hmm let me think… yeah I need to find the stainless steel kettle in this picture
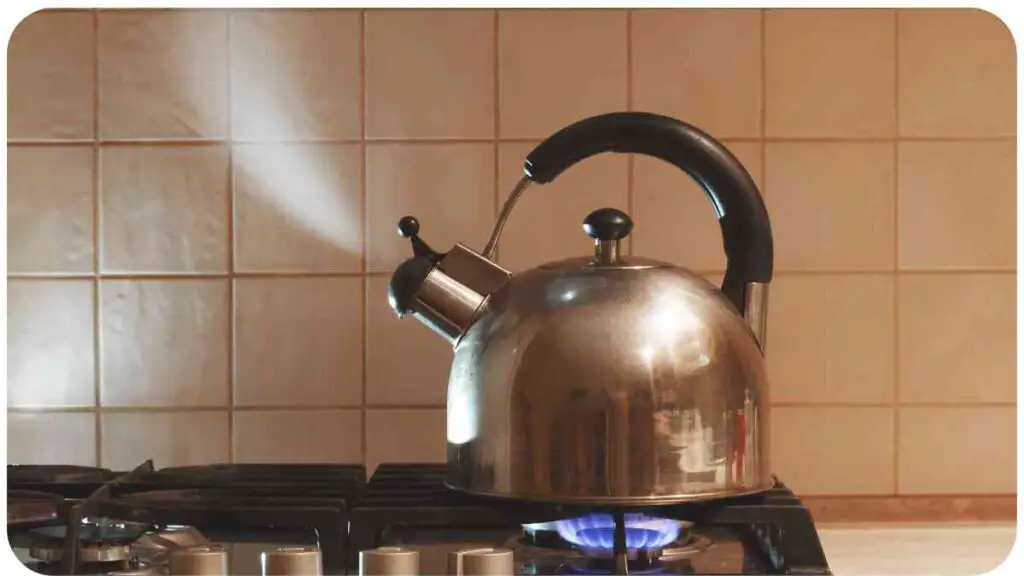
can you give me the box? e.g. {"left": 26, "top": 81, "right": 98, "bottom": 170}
{"left": 388, "top": 112, "right": 774, "bottom": 505}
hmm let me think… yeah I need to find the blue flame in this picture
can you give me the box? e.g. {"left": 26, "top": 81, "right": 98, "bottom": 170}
{"left": 554, "top": 514, "right": 681, "bottom": 551}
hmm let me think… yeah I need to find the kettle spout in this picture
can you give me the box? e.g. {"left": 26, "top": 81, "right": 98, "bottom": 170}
{"left": 388, "top": 216, "right": 511, "bottom": 345}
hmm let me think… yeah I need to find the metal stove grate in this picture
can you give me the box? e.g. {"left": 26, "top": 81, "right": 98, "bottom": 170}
{"left": 7, "top": 461, "right": 366, "bottom": 575}
{"left": 350, "top": 463, "right": 832, "bottom": 575}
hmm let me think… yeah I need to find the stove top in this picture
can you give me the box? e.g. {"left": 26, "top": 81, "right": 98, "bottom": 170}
{"left": 7, "top": 462, "right": 831, "bottom": 575}
{"left": 352, "top": 464, "right": 831, "bottom": 575}
{"left": 7, "top": 461, "right": 361, "bottom": 575}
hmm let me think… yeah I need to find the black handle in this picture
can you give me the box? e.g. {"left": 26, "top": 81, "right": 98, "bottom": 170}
{"left": 524, "top": 111, "right": 773, "bottom": 311}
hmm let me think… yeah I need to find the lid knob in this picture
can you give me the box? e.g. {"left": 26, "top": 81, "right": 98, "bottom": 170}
{"left": 583, "top": 208, "right": 633, "bottom": 241}
{"left": 583, "top": 208, "right": 632, "bottom": 265}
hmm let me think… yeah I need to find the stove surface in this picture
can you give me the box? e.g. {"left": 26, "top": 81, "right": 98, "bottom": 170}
{"left": 7, "top": 461, "right": 831, "bottom": 575}
{"left": 379, "top": 525, "right": 769, "bottom": 575}
{"left": 7, "top": 461, "right": 361, "bottom": 575}
{"left": 352, "top": 464, "right": 831, "bottom": 575}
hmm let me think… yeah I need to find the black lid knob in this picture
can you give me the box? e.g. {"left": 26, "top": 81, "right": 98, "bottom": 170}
{"left": 583, "top": 208, "right": 633, "bottom": 241}
{"left": 396, "top": 215, "right": 440, "bottom": 263}
{"left": 398, "top": 216, "right": 420, "bottom": 238}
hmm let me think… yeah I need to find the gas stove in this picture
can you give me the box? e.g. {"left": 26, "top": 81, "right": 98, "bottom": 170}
{"left": 7, "top": 462, "right": 831, "bottom": 575}
{"left": 7, "top": 461, "right": 358, "bottom": 575}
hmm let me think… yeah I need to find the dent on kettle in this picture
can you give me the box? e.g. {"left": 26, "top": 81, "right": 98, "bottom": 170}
{"left": 386, "top": 111, "right": 775, "bottom": 505}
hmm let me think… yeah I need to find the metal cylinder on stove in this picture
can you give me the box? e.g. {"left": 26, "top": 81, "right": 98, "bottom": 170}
{"left": 448, "top": 548, "right": 514, "bottom": 576}
{"left": 261, "top": 546, "right": 322, "bottom": 576}
{"left": 359, "top": 546, "right": 419, "bottom": 576}
{"left": 169, "top": 544, "right": 229, "bottom": 576}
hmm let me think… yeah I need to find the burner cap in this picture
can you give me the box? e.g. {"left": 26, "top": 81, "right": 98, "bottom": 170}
{"left": 7, "top": 490, "right": 63, "bottom": 525}
{"left": 28, "top": 520, "right": 150, "bottom": 563}
{"left": 8, "top": 465, "right": 114, "bottom": 484}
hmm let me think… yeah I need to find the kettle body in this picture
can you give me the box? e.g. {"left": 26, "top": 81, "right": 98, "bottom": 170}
{"left": 388, "top": 112, "right": 775, "bottom": 504}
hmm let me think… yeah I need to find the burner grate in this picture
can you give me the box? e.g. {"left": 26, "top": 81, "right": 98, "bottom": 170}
{"left": 350, "top": 464, "right": 832, "bottom": 575}
{"left": 8, "top": 465, "right": 115, "bottom": 485}
{"left": 7, "top": 461, "right": 366, "bottom": 576}
{"left": 7, "top": 490, "right": 66, "bottom": 526}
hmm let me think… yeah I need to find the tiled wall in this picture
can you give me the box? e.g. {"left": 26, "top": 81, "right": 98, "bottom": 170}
{"left": 6, "top": 8, "right": 1016, "bottom": 498}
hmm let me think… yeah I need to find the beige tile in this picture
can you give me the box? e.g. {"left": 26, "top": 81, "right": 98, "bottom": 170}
{"left": 899, "top": 407, "right": 1015, "bottom": 494}
{"left": 233, "top": 410, "right": 363, "bottom": 463}
{"left": 7, "top": 146, "right": 94, "bottom": 273}
{"left": 898, "top": 9, "right": 1015, "bottom": 137}
{"left": 366, "top": 276, "right": 452, "bottom": 406}
{"left": 7, "top": 280, "right": 95, "bottom": 408}
{"left": 98, "top": 10, "right": 228, "bottom": 139}
{"left": 766, "top": 142, "right": 895, "bottom": 271}
{"left": 100, "top": 280, "right": 229, "bottom": 407}
{"left": 632, "top": 142, "right": 761, "bottom": 272}
{"left": 632, "top": 9, "right": 762, "bottom": 138}
{"left": 765, "top": 9, "right": 896, "bottom": 137}
{"left": 771, "top": 407, "right": 895, "bottom": 495}
{"left": 8, "top": 413, "right": 97, "bottom": 465}
{"left": 898, "top": 141, "right": 1016, "bottom": 270}
{"left": 234, "top": 278, "right": 362, "bottom": 407}
{"left": 497, "top": 142, "right": 627, "bottom": 271}
{"left": 767, "top": 275, "right": 895, "bottom": 404}
{"left": 234, "top": 144, "right": 362, "bottom": 272}
{"left": 101, "top": 411, "right": 229, "bottom": 469}
{"left": 499, "top": 10, "right": 626, "bottom": 139}
{"left": 101, "top": 145, "right": 230, "bottom": 273}
{"left": 365, "top": 10, "right": 494, "bottom": 139}
{"left": 230, "top": 10, "right": 361, "bottom": 141}
{"left": 365, "top": 409, "right": 446, "bottom": 472}
{"left": 898, "top": 274, "right": 1015, "bottom": 404}
{"left": 366, "top": 143, "right": 495, "bottom": 272}
{"left": 8, "top": 10, "right": 94, "bottom": 140}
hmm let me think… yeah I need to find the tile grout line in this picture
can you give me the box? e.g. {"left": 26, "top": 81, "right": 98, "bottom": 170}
{"left": 8, "top": 268, "right": 1016, "bottom": 282}
{"left": 9, "top": 404, "right": 462, "bottom": 414}
{"left": 12, "top": 401, "right": 1018, "bottom": 415}
{"left": 359, "top": 8, "right": 369, "bottom": 468}
{"left": 9, "top": 135, "right": 1018, "bottom": 146}
{"left": 892, "top": 8, "right": 901, "bottom": 496}
{"left": 91, "top": 8, "right": 102, "bottom": 468}
{"left": 625, "top": 10, "right": 634, "bottom": 257}
{"left": 493, "top": 9, "right": 501, "bottom": 261}
{"left": 225, "top": 9, "right": 235, "bottom": 464}
{"left": 760, "top": 7, "right": 767, "bottom": 199}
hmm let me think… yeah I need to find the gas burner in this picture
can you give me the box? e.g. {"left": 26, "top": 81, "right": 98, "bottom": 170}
{"left": 7, "top": 490, "right": 63, "bottom": 525}
{"left": 554, "top": 514, "right": 687, "bottom": 556}
{"left": 515, "top": 516, "right": 711, "bottom": 575}
{"left": 132, "top": 525, "right": 210, "bottom": 566}
{"left": 8, "top": 464, "right": 114, "bottom": 484}
{"left": 27, "top": 519, "right": 151, "bottom": 563}
{"left": 562, "top": 557, "right": 668, "bottom": 575}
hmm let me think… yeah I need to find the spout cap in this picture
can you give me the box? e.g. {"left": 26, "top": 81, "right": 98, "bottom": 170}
{"left": 388, "top": 256, "right": 434, "bottom": 317}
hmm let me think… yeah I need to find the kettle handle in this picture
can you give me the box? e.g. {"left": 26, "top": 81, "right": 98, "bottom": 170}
{"left": 523, "top": 111, "right": 773, "bottom": 313}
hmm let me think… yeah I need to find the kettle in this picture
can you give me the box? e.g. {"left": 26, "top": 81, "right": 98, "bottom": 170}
{"left": 388, "top": 112, "right": 774, "bottom": 505}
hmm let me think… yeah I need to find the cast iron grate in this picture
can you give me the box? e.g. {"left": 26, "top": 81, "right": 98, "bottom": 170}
{"left": 7, "top": 461, "right": 366, "bottom": 576}
{"left": 350, "top": 463, "right": 832, "bottom": 575}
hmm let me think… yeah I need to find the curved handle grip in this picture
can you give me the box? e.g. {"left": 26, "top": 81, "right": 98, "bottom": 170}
{"left": 524, "top": 111, "right": 773, "bottom": 311}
